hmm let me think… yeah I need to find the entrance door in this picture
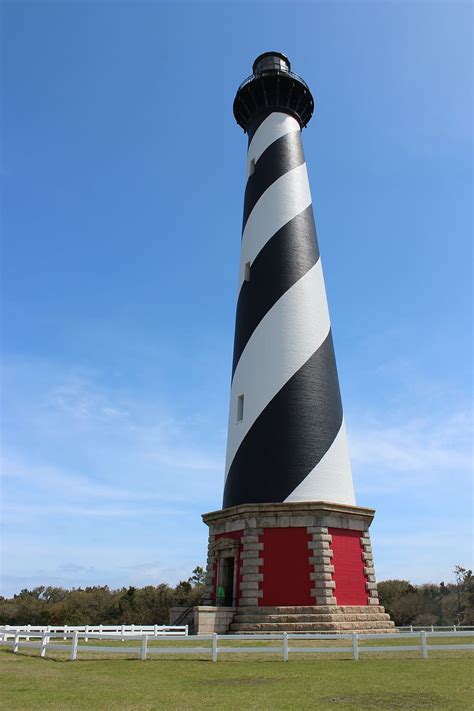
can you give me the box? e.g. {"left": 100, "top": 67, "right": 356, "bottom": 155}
{"left": 220, "top": 557, "right": 235, "bottom": 606}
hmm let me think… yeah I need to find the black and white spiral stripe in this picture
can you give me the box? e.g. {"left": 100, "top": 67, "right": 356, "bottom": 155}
{"left": 223, "top": 112, "right": 355, "bottom": 509}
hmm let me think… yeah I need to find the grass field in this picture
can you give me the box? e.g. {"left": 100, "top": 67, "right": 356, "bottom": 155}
{"left": 1, "top": 646, "right": 473, "bottom": 710}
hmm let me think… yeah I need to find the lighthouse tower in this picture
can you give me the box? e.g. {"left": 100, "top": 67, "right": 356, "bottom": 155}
{"left": 198, "top": 54, "right": 394, "bottom": 634}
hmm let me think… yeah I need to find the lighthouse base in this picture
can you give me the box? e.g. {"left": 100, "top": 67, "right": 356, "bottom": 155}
{"left": 200, "top": 501, "right": 394, "bottom": 634}
{"left": 227, "top": 605, "right": 394, "bottom": 634}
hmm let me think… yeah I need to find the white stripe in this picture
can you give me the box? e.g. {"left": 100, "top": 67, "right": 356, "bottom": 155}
{"left": 225, "top": 259, "right": 331, "bottom": 478}
{"left": 284, "top": 420, "right": 356, "bottom": 505}
{"left": 239, "top": 163, "right": 311, "bottom": 289}
{"left": 247, "top": 113, "right": 300, "bottom": 174}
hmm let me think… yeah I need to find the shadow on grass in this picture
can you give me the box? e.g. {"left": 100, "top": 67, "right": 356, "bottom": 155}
{"left": 321, "top": 692, "right": 442, "bottom": 709}
{"left": 10, "top": 651, "right": 212, "bottom": 665}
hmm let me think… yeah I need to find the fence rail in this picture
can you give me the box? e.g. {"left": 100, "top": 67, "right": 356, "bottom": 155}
{"left": 2, "top": 623, "right": 471, "bottom": 639}
{"left": 1, "top": 630, "right": 472, "bottom": 662}
{"left": 0, "top": 624, "right": 188, "bottom": 642}
{"left": 396, "top": 625, "right": 473, "bottom": 632}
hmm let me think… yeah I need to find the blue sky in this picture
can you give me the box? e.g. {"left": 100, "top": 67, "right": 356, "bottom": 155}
{"left": 1, "top": 1, "right": 472, "bottom": 596}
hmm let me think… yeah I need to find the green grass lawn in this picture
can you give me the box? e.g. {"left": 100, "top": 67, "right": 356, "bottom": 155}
{"left": 1, "top": 646, "right": 473, "bottom": 710}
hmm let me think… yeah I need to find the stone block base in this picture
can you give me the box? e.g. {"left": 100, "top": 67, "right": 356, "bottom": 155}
{"left": 193, "top": 606, "right": 236, "bottom": 635}
{"left": 229, "top": 605, "right": 395, "bottom": 634}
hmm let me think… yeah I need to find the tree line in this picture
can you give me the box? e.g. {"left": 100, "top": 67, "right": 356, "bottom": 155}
{"left": 378, "top": 566, "right": 473, "bottom": 627}
{"left": 0, "top": 566, "right": 472, "bottom": 627}
{"left": 0, "top": 567, "right": 206, "bottom": 626}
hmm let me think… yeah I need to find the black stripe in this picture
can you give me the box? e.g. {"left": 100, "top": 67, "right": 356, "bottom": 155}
{"left": 246, "top": 111, "right": 275, "bottom": 144}
{"left": 223, "top": 331, "right": 343, "bottom": 509}
{"left": 242, "top": 130, "right": 304, "bottom": 229}
{"left": 232, "top": 205, "right": 319, "bottom": 377}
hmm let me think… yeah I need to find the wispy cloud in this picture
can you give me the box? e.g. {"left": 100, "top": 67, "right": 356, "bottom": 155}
{"left": 3, "top": 501, "right": 182, "bottom": 520}
{"left": 1, "top": 453, "right": 217, "bottom": 505}
{"left": 0, "top": 356, "right": 225, "bottom": 595}
{"left": 349, "top": 410, "right": 473, "bottom": 493}
{"left": 1, "top": 357, "right": 225, "bottom": 511}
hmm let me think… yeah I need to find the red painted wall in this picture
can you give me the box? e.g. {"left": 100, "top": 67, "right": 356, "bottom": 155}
{"left": 329, "top": 528, "right": 368, "bottom": 605}
{"left": 259, "top": 527, "right": 313, "bottom": 606}
{"left": 212, "top": 530, "right": 244, "bottom": 604}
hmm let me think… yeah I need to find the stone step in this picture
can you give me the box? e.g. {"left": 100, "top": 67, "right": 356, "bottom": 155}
{"left": 230, "top": 620, "right": 395, "bottom": 632}
{"left": 238, "top": 606, "right": 386, "bottom": 615}
{"left": 233, "top": 613, "right": 391, "bottom": 624}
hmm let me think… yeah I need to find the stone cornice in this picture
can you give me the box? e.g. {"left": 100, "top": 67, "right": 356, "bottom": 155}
{"left": 202, "top": 501, "right": 375, "bottom": 525}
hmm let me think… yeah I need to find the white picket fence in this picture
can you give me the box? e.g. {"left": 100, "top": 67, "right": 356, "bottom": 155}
{"left": 396, "top": 625, "right": 473, "bottom": 632}
{"left": 1, "top": 630, "right": 472, "bottom": 662}
{"left": 0, "top": 624, "right": 188, "bottom": 642}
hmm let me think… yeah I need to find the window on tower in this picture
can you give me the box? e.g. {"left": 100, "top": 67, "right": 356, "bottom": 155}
{"left": 244, "top": 261, "right": 251, "bottom": 282}
{"left": 248, "top": 158, "right": 256, "bottom": 176}
{"left": 237, "top": 394, "right": 244, "bottom": 422}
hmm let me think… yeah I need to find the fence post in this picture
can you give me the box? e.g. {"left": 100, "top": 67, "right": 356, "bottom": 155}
{"left": 420, "top": 630, "right": 428, "bottom": 659}
{"left": 141, "top": 634, "right": 148, "bottom": 661}
{"left": 410, "top": 625, "right": 413, "bottom": 633}
{"left": 26, "top": 624, "right": 31, "bottom": 642}
{"left": 154, "top": 624, "right": 158, "bottom": 637}
{"left": 63, "top": 625, "right": 68, "bottom": 641}
{"left": 99, "top": 624, "right": 103, "bottom": 639}
{"left": 185, "top": 624, "right": 189, "bottom": 637}
{"left": 453, "top": 625, "right": 457, "bottom": 632}
{"left": 212, "top": 633, "right": 218, "bottom": 662}
{"left": 13, "top": 632, "right": 20, "bottom": 654}
{"left": 282, "top": 632, "right": 289, "bottom": 662}
{"left": 121, "top": 624, "right": 125, "bottom": 641}
{"left": 352, "top": 633, "right": 359, "bottom": 661}
{"left": 85, "top": 625, "right": 89, "bottom": 642}
{"left": 40, "top": 631, "right": 49, "bottom": 658}
{"left": 70, "top": 630, "right": 79, "bottom": 661}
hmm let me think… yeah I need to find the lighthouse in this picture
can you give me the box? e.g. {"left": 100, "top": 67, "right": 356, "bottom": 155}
{"left": 197, "top": 53, "right": 394, "bottom": 634}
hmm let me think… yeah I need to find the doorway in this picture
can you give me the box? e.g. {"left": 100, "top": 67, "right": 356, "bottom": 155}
{"left": 219, "top": 557, "right": 235, "bottom": 606}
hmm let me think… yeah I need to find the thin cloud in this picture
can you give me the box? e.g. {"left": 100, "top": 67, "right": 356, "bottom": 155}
{"left": 350, "top": 413, "right": 472, "bottom": 472}
{"left": 1, "top": 357, "right": 225, "bottom": 512}
{"left": 1, "top": 453, "right": 213, "bottom": 505}
{"left": 347, "top": 404, "right": 472, "bottom": 494}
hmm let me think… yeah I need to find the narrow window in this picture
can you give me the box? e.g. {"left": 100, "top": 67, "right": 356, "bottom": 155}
{"left": 237, "top": 394, "right": 244, "bottom": 422}
{"left": 248, "top": 158, "right": 256, "bottom": 176}
{"left": 244, "top": 261, "right": 251, "bottom": 282}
